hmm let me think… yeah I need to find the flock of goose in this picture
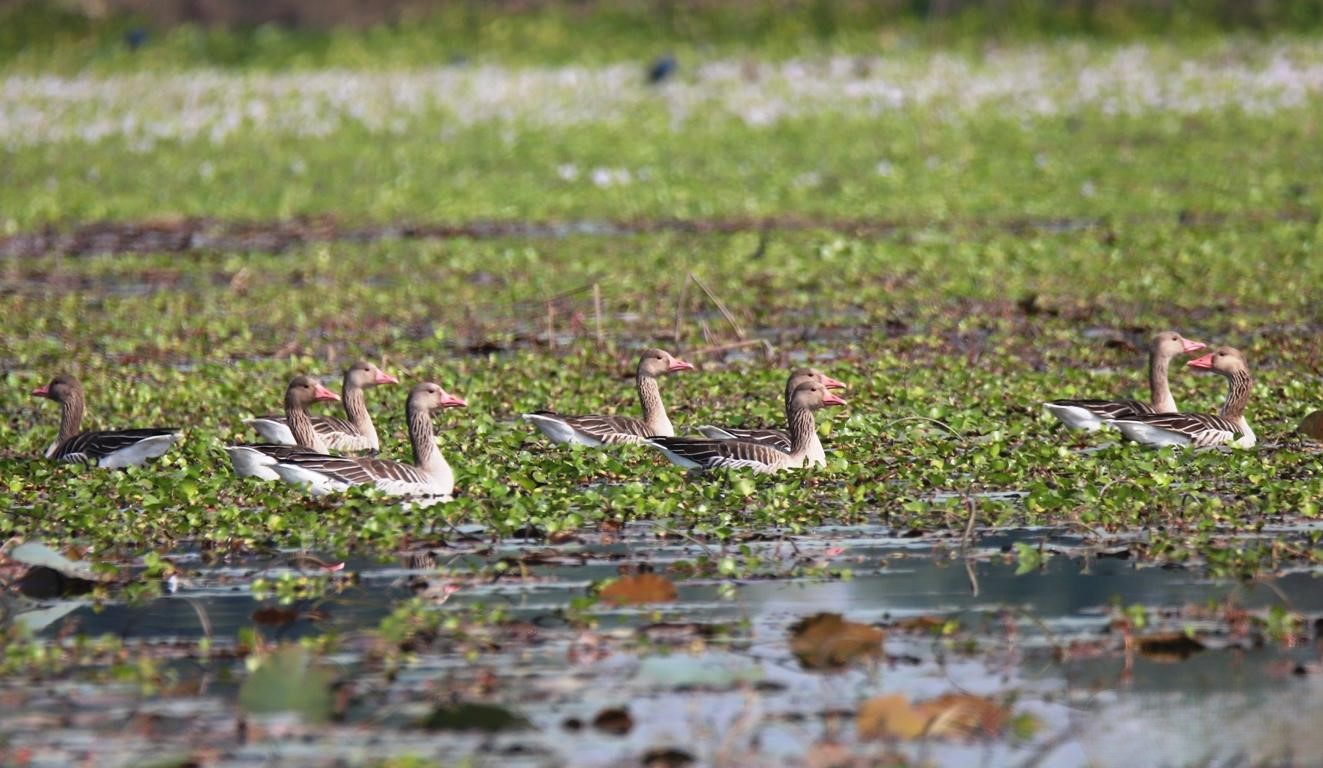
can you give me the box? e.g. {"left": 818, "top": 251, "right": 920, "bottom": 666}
{"left": 28, "top": 330, "right": 1256, "bottom": 503}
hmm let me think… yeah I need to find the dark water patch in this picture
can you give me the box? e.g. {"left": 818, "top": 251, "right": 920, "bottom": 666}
{"left": 3, "top": 208, "right": 1319, "bottom": 258}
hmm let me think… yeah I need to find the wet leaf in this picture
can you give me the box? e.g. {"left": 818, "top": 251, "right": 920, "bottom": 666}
{"left": 237, "top": 645, "right": 334, "bottom": 723}
{"left": 419, "top": 702, "right": 530, "bottom": 732}
{"left": 642, "top": 748, "right": 696, "bottom": 767}
{"left": 251, "top": 606, "right": 300, "bottom": 627}
{"left": 599, "top": 573, "right": 677, "bottom": 606}
{"left": 14, "top": 566, "right": 97, "bottom": 599}
{"left": 1298, "top": 411, "right": 1323, "bottom": 440}
{"left": 9, "top": 541, "right": 100, "bottom": 580}
{"left": 789, "top": 613, "right": 884, "bottom": 669}
{"left": 856, "top": 694, "right": 930, "bottom": 740}
{"left": 920, "top": 693, "right": 1010, "bottom": 740}
{"left": 858, "top": 693, "right": 1011, "bottom": 741}
{"left": 592, "top": 706, "right": 633, "bottom": 735}
{"left": 1136, "top": 631, "right": 1206, "bottom": 662}
{"left": 887, "top": 615, "right": 952, "bottom": 634}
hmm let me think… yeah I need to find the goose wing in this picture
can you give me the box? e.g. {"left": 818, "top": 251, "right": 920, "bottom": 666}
{"left": 530, "top": 410, "right": 653, "bottom": 444}
{"left": 697, "top": 426, "right": 791, "bottom": 452}
{"left": 53, "top": 428, "right": 179, "bottom": 464}
{"left": 648, "top": 437, "right": 787, "bottom": 472}
{"left": 1047, "top": 398, "right": 1153, "bottom": 420}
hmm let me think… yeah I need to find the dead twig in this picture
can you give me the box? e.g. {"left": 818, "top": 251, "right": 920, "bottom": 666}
{"left": 672, "top": 273, "right": 690, "bottom": 344}
{"left": 689, "top": 271, "right": 745, "bottom": 340}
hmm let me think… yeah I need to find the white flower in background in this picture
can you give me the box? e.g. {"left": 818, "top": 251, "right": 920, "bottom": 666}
{"left": 2, "top": 41, "right": 1323, "bottom": 146}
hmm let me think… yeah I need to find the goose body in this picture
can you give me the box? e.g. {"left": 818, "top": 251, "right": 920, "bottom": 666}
{"left": 271, "top": 382, "right": 466, "bottom": 499}
{"left": 245, "top": 362, "right": 397, "bottom": 453}
{"left": 225, "top": 375, "right": 342, "bottom": 480}
{"left": 650, "top": 381, "right": 846, "bottom": 473}
{"left": 32, "top": 375, "right": 181, "bottom": 468}
{"left": 1109, "top": 347, "right": 1256, "bottom": 449}
{"left": 1044, "top": 332, "right": 1205, "bottom": 431}
{"left": 696, "top": 367, "right": 845, "bottom": 466}
{"left": 524, "top": 348, "right": 694, "bottom": 446}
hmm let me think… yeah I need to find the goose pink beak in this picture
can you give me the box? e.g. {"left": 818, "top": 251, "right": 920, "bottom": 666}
{"left": 820, "top": 374, "right": 847, "bottom": 390}
{"left": 31, "top": 384, "right": 49, "bottom": 397}
{"left": 1180, "top": 337, "right": 1207, "bottom": 354}
{"left": 313, "top": 384, "right": 341, "bottom": 402}
{"left": 822, "top": 392, "right": 847, "bottom": 407}
{"left": 441, "top": 392, "right": 468, "bottom": 408}
{"left": 374, "top": 368, "right": 400, "bottom": 385}
{"left": 1187, "top": 353, "right": 1215, "bottom": 371}
{"left": 667, "top": 358, "right": 696, "bottom": 373}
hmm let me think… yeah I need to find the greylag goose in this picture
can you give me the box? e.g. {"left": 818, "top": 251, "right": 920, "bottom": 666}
{"left": 647, "top": 381, "right": 846, "bottom": 473}
{"left": 1044, "top": 331, "right": 1205, "bottom": 430}
{"left": 224, "top": 375, "right": 341, "bottom": 479}
{"left": 697, "top": 367, "right": 845, "bottom": 466}
{"left": 522, "top": 348, "right": 695, "bottom": 445}
{"left": 268, "top": 382, "right": 467, "bottom": 499}
{"left": 31, "top": 374, "right": 181, "bottom": 468}
{"left": 1109, "top": 347, "right": 1256, "bottom": 448}
{"left": 245, "top": 361, "right": 397, "bottom": 453}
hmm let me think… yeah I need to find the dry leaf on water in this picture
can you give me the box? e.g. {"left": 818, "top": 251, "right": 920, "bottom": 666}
{"left": 789, "top": 613, "right": 885, "bottom": 669}
{"left": 599, "top": 573, "right": 677, "bottom": 606}
{"left": 592, "top": 706, "right": 633, "bottom": 735}
{"left": 1297, "top": 411, "right": 1323, "bottom": 440}
{"left": 1136, "top": 631, "right": 1206, "bottom": 662}
{"left": 857, "top": 692, "right": 1010, "bottom": 741}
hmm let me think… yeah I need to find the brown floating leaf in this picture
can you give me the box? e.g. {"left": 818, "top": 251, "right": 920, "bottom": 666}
{"left": 642, "top": 748, "right": 695, "bottom": 768}
{"left": 1136, "top": 631, "right": 1206, "bottom": 662}
{"left": 251, "top": 607, "right": 300, "bottom": 627}
{"left": 887, "top": 615, "right": 948, "bottom": 634}
{"left": 1298, "top": 411, "right": 1323, "bottom": 440}
{"left": 919, "top": 693, "right": 1010, "bottom": 740}
{"left": 857, "top": 692, "right": 1010, "bottom": 742}
{"left": 591, "top": 706, "right": 633, "bottom": 735}
{"left": 599, "top": 574, "right": 677, "bottom": 606}
{"left": 789, "top": 613, "right": 885, "bottom": 670}
{"left": 856, "top": 694, "right": 930, "bottom": 740}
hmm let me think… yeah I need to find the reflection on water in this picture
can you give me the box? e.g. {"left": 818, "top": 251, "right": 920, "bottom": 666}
{"left": 4, "top": 527, "right": 1320, "bottom": 767}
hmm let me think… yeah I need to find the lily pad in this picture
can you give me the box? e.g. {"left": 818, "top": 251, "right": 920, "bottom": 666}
{"left": 237, "top": 645, "right": 335, "bottom": 724}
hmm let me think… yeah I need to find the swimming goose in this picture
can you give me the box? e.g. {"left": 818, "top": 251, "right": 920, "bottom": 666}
{"left": 268, "top": 382, "right": 467, "bottom": 499}
{"left": 1109, "top": 347, "right": 1256, "bottom": 448}
{"left": 648, "top": 381, "right": 846, "bottom": 473}
{"left": 224, "top": 375, "right": 341, "bottom": 479}
{"left": 1044, "top": 331, "right": 1205, "bottom": 430}
{"left": 245, "top": 361, "right": 398, "bottom": 453}
{"left": 697, "top": 367, "right": 845, "bottom": 466}
{"left": 523, "top": 348, "right": 695, "bottom": 445}
{"left": 31, "top": 374, "right": 181, "bottom": 468}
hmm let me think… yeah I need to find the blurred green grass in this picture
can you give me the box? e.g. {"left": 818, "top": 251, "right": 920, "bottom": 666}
{"left": 4, "top": 0, "right": 1323, "bottom": 73}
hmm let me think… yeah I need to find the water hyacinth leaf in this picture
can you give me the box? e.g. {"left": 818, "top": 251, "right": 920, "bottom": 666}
{"left": 599, "top": 573, "right": 677, "bottom": 606}
{"left": 788, "top": 612, "right": 884, "bottom": 670}
{"left": 419, "top": 702, "right": 530, "bottom": 732}
{"left": 237, "top": 645, "right": 334, "bottom": 723}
